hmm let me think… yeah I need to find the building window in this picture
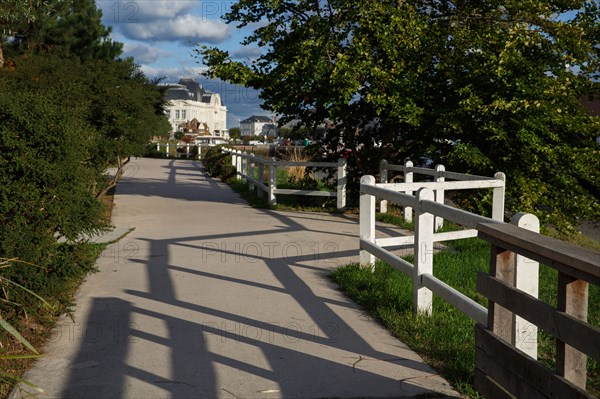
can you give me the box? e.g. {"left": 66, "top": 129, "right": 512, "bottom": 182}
{"left": 175, "top": 110, "right": 180, "bottom": 119}
{"left": 182, "top": 110, "right": 186, "bottom": 119}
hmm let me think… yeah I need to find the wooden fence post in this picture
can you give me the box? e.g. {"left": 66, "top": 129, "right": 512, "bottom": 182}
{"left": 492, "top": 172, "right": 506, "bottom": 221}
{"left": 487, "top": 241, "right": 516, "bottom": 344}
{"left": 380, "top": 159, "right": 388, "bottom": 213}
{"left": 511, "top": 212, "right": 540, "bottom": 359}
{"left": 414, "top": 187, "right": 434, "bottom": 314}
{"left": 359, "top": 175, "right": 376, "bottom": 268}
{"left": 404, "top": 160, "right": 414, "bottom": 223}
{"left": 557, "top": 274, "right": 589, "bottom": 388}
{"left": 268, "top": 157, "right": 276, "bottom": 205}
{"left": 434, "top": 164, "right": 445, "bottom": 231}
{"left": 337, "top": 158, "right": 347, "bottom": 210}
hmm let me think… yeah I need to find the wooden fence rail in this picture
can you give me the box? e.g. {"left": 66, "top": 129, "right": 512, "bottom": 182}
{"left": 222, "top": 148, "right": 347, "bottom": 210}
{"left": 476, "top": 222, "right": 600, "bottom": 398}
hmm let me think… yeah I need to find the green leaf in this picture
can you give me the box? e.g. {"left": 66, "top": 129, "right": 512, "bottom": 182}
{"left": 0, "top": 318, "right": 39, "bottom": 354}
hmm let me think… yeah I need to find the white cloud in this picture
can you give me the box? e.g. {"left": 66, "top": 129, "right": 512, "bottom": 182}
{"left": 232, "top": 46, "right": 262, "bottom": 60}
{"left": 122, "top": 42, "right": 172, "bottom": 64}
{"left": 97, "top": 0, "right": 198, "bottom": 23}
{"left": 120, "top": 14, "right": 231, "bottom": 44}
{"left": 140, "top": 66, "right": 208, "bottom": 82}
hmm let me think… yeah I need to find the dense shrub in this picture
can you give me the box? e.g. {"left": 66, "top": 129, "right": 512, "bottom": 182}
{"left": 203, "top": 146, "right": 234, "bottom": 179}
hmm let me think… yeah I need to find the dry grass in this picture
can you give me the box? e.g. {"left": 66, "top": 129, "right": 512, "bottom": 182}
{"left": 281, "top": 147, "right": 312, "bottom": 182}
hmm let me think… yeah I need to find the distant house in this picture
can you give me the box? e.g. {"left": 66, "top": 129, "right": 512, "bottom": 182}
{"left": 162, "top": 78, "right": 228, "bottom": 137}
{"left": 240, "top": 115, "right": 276, "bottom": 136}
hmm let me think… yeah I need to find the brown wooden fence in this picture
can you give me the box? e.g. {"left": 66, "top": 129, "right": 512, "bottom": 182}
{"left": 475, "top": 222, "right": 600, "bottom": 399}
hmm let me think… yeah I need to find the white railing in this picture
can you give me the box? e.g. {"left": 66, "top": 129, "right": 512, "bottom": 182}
{"left": 379, "top": 159, "right": 506, "bottom": 230}
{"left": 222, "top": 148, "right": 347, "bottom": 210}
{"left": 155, "top": 142, "right": 202, "bottom": 159}
{"left": 359, "top": 173, "right": 541, "bottom": 358}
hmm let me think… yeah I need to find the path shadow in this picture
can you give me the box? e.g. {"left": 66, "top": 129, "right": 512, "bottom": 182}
{"left": 60, "top": 158, "right": 456, "bottom": 398}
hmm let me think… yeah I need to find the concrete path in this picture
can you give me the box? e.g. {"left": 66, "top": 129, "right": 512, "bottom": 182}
{"left": 14, "top": 158, "right": 460, "bottom": 399}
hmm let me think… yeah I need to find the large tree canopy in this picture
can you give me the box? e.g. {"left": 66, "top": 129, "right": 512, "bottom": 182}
{"left": 198, "top": 0, "right": 600, "bottom": 231}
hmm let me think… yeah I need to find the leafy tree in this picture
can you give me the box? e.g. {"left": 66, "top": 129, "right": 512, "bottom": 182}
{"left": 229, "top": 127, "right": 241, "bottom": 140}
{"left": 197, "top": 0, "right": 600, "bottom": 232}
{"left": 3, "top": 0, "right": 122, "bottom": 62}
{"left": 0, "top": 0, "right": 51, "bottom": 67}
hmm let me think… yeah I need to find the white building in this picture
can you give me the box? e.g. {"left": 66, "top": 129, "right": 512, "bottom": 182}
{"left": 162, "top": 78, "right": 227, "bottom": 136}
{"left": 240, "top": 115, "right": 276, "bottom": 136}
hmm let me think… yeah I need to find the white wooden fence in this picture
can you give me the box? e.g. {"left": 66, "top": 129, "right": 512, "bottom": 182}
{"left": 155, "top": 142, "right": 202, "bottom": 159}
{"left": 222, "top": 148, "right": 347, "bottom": 210}
{"left": 359, "top": 171, "right": 543, "bottom": 358}
{"left": 379, "top": 159, "right": 506, "bottom": 230}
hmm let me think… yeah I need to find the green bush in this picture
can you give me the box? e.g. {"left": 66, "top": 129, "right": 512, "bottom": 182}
{"left": 203, "top": 146, "right": 234, "bottom": 179}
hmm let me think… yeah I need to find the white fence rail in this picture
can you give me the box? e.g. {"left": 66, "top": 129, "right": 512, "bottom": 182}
{"left": 379, "top": 159, "right": 505, "bottom": 230}
{"left": 155, "top": 142, "right": 202, "bottom": 159}
{"left": 222, "top": 148, "right": 347, "bottom": 210}
{"left": 360, "top": 173, "right": 541, "bottom": 358}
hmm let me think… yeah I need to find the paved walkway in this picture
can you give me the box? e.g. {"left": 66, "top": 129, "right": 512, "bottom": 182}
{"left": 14, "top": 158, "right": 459, "bottom": 399}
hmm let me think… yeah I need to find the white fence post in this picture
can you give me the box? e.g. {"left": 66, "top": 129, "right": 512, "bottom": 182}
{"left": 236, "top": 150, "right": 242, "bottom": 180}
{"left": 166, "top": 143, "right": 170, "bottom": 157}
{"left": 511, "top": 212, "right": 540, "bottom": 359}
{"left": 434, "top": 164, "right": 445, "bottom": 231}
{"left": 360, "top": 175, "right": 376, "bottom": 268}
{"left": 268, "top": 157, "right": 276, "bottom": 205}
{"left": 404, "top": 160, "right": 414, "bottom": 223}
{"left": 241, "top": 151, "right": 248, "bottom": 183}
{"left": 414, "top": 187, "right": 435, "bottom": 315}
{"left": 380, "top": 159, "right": 388, "bottom": 213}
{"left": 492, "top": 172, "right": 506, "bottom": 221}
{"left": 337, "top": 158, "right": 347, "bottom": 210}
{"left": 257, "top": 156, "right": 265, "bottom": 199}
{"left": 186, "top": 143, "right": 190, "bottom": 158}
{"left": 249, "top": 154, "right": 255, "bottom": 191}
{"left": 198, "top": 145, "right": 202, "bottom": 159}
{"left": 156, "top": 142, "right": 160, "bottom": 152}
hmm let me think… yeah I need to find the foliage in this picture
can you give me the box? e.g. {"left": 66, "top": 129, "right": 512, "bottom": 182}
{"left": 197, "top": 0, "right": 600, "bottom": 233}
{"left": 2, "top": 0, "right": 122, "bottom": 62}
{"left": 229, "top": 127, "right": 241, "bottom": 140}
{"left": 203, "top": 146, "right": 236, "bottom": 179}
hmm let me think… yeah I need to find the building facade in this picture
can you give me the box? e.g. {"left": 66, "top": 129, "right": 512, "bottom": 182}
{"left": 163, "top": 78, "right": 227, "bottom": 136}
{"left": 240, "top": 115, "right": 276, "bottom": 136}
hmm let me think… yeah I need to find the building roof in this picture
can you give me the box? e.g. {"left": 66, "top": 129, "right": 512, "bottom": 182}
{"left": 240, "top": 115, "right": 273, "bottom": 124}
{"left": 163, "top": 78, "right": 221, "bottom": 105}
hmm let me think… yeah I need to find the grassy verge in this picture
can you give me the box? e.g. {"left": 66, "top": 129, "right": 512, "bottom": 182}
{"left": 227, "top": 177, "right": 341, "bottom": 212}
{"left": 330, "top": 236, "right": 599, "bottom": 398}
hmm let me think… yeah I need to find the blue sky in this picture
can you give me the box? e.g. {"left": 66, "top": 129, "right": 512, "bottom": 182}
{"left": 96, "top": 0, "right": 267, "bottom": 127}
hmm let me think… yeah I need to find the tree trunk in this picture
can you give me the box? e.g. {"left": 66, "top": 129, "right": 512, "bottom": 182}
{"left": 95, "top": 156, "right": 131, "bottom": 199}
{"left": 0, "top": 43, "right": 4, "bottom": 69}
